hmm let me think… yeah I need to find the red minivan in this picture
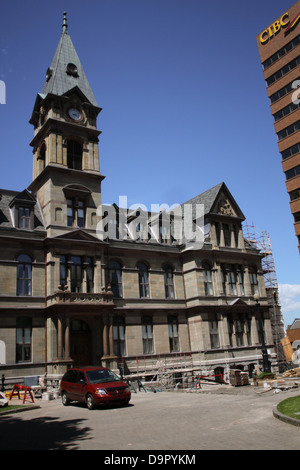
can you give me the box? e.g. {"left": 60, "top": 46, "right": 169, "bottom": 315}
{"left": 60, "top": 366, "right": 131, "bottom": 410}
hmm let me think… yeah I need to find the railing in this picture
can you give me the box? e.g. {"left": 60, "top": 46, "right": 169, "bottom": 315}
{"left": 1, "top": 373, "right": 62, "bottom": 392}
{"left": 47, "top": 290, "right": 114, "bottom": 305}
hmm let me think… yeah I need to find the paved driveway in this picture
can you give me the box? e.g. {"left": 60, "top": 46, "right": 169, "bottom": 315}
{"left": 0, "top": 387, "right": 299, "bottom": 451}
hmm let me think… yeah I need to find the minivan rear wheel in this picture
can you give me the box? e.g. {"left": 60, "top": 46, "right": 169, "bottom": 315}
{"left": 86, "top": 393, "right": 95, "bottom": 410}
{"left": 62, "top": 391, "right": 70, "bottom": 406}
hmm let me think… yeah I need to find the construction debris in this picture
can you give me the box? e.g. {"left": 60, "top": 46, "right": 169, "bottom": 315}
{"left": 229, "top": 369, "right": 250, "bottom": 387}
{"left": 282, "top": 368, "right": 300, "bottom": 378}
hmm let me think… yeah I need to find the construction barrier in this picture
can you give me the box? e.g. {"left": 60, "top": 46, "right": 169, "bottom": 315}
{"left": 9, "top": 384, "right": 35, "bottom": 404}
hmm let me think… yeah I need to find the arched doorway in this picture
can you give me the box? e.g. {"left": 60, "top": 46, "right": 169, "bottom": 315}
{"left": 70, "top": 319, "right": 92, "bottom": 366}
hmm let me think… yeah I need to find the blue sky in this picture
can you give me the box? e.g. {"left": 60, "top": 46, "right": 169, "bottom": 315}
{"left": 0, "top": 0, "right": 299, "bottom": 327}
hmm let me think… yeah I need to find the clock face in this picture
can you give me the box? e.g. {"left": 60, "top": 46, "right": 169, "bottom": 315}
{"left": 68, "top": 108, "right": 81, "bottom": 121}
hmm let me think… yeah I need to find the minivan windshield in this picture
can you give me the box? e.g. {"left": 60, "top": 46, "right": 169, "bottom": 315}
{"left": 86, "top": 369, "right": 120, "bottom": 384}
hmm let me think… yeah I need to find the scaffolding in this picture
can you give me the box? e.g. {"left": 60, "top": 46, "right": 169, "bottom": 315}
{"left": 243, "top": 221, "right": 286, "bottom": 370}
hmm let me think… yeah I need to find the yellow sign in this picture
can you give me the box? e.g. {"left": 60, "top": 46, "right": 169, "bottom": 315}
{"left": 260, "top": 12, "right": 290, "bottom": 44}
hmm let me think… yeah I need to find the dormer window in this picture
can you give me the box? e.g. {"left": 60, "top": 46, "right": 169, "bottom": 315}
{"left": 18, "top": 207, "right": 32, "bottom": 229}
{"left": 46, "top": 67, "right": 53, "bottom": 82}
{"left": 9, "top": 190, "right": 36, "bottom": 230}
{"left": 66, "top": 62, "right": 79, "bottom": 77}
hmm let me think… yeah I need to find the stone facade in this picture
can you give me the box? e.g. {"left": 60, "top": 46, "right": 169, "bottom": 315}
{"left": 0, "top": 15, "right": 278, "bottom": 383}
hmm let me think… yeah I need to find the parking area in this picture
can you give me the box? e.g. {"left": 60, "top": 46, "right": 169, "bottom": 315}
{"left": 0, "top": 387, "right": 299, "bottom": 451}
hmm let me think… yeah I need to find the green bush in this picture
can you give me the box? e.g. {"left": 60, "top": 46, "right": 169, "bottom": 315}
{"left": 256, "top": 372, "right": 275, "bottom": 379}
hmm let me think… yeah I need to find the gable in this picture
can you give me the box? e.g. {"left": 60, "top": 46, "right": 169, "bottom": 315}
{"left": 210, "top": 185, "right": 245, "bottom": 220}
{"left": 9, "top": 189, "right": 36, "bottom": 207}
{"left": 53, "top": 229, "right": 104, "bottom": 243}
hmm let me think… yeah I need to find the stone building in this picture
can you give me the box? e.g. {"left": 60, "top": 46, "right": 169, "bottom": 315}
{"left": 0, "top": 14, "right": 277, "bottom": 383}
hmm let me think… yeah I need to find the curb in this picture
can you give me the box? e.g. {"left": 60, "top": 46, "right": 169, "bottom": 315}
{"left": 273, "top": 405, "right": 300, "bottom": 427}
{"left": 0, "top": 404, "right": 41, "bottom": 416}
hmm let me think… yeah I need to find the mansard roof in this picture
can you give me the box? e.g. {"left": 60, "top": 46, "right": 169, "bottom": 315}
{"left": 0, "top": 189, "right": 45, "bottom": 231}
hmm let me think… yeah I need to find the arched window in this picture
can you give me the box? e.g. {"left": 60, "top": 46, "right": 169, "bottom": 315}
{"left": 163, "top": 264, "right": 175, "bottom": 298}
{"left": 138, "top": 262, "right": 149, "bottom": 298}
{"left": 67, "top": 140, "right": 82, "bottom": 170}
{"left": 37, "top": 142, "right": 46, "bottom": 172}
{"left": 110, "top": 261, "right": 123, "bottom": 298}
{"left": 17, "top": 255, "right": 32, "bottom": 296}
{"left": 203, "top": 262, "right": 213, "bottom": 296}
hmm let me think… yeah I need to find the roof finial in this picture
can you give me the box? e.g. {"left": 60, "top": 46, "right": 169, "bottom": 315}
{"left": 62, "top": 11, "right": 68, "bottom": 33}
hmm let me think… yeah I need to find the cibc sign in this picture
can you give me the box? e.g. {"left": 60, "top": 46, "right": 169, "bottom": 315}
{"left": 260, "top": 12, "right": 290, "bottom": 44}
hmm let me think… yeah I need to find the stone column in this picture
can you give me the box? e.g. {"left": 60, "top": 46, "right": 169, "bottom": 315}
{"left": 57, "top": 316, "right": 63, "bottom": 359}
{"left": 243, "top": 266, "right": 252, "bottom": 296}
{"left": 251, "top": 314, "right": 259, "bottom": 345}
{"left": 102, "top": 316, "right": 109, "bottom": 357}
{"left": 64, "top": 316, "right": 70, "bottom": 359}
{"left": 108, "top": 314, "right": 114, "bottom": 357}
{"left": 220, "top": 314, "right": 231, "bottom": 348}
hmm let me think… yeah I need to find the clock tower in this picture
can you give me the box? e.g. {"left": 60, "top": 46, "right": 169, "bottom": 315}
{"left": 28, "top": 12, "right": 104, "bottom": 237}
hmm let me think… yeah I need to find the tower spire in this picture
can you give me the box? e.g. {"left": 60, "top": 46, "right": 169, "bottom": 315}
{"left": 62, "top": 11, "right": 68, "bottom": 33}
{"left": 39, "top": 11, "right": 98, "bottom": 107}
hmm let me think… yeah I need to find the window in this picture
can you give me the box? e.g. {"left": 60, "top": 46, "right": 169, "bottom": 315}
{"left": 277, "top": 120, "right": 300, "bottom": 141}
{"left": 249, "top": 271, "right": 259, "bottom": 295}
{"left": 263, "top": 35, "right": 300, "bottom": 70}
{"left": 110, "top": 261, "right": 122, "bottom": 298}
{"left": 235, "top": 319, "right": 244, "bottom": 347}
{"left": 168, "top": 316, "right": 179, "bottom": 352}
{"left": 270, "top": 76, "right": 300, "bottom": 104}
{"left": 138, "top": 262, "right": 149, "bottom": 298}
{"left": 294, "top": 211, "right": 300, "bottom": 223}
{"left": 246, "top": 315, "right": 252, "bottom": 346}
{"left": 163, "top": 264, "right": 175, "bottom": 298}
{"left": 286, "top": 164, "right": 300, "bottom": 181}
{"left": 18, "top": 207, "right": 31, "bottom": 229}
{"left": 203, "top": 263, "right": 213, "bottom": 295}
{"left": 85, "top": 257, "right": 94, "bottom": 293}
{"left": 223, "top": 223, "right": 231, "bottom": 246}
{"left": 281, "top": 142, "right": 300, "bottom": 160}
{"left": 60, "top": 255, "right": 67, "bottom": 288}
{"left": 228, "top": 270, "right": 237, "bottom": 295}
{"left": 274, "top": 100, "right": 300, "bottom": 122}
{"left": 17, "top": 255, "right": 32, "bottom": 296}
{"left": 237, "top": 270, "right": 245, "bottom": 296}
{"left": 67, "top": 140, "right": 82, "bottom": 170}
{"left": 16, "top": 317, "right": 32, "bottom": 362}
{"left": 66, "top": 62, "right": 79, "bottom": 77}
{"left": 221, "top": 266, "right": 227, "bottom": 294}
{"left": 266, "top": 55, "right": 300, "bottom": 87}
{"left": 67, "top": 198, "right": 85, "bottom": 227}
{"left": 209, "top": 317, "right": 219, "bottom": 349}
{"left": 60, "top": 256, "right": 94, "bottom": 293}
{"left": 113, "top": 317, "right": 126, "bottom": 356}
{"left": 142, "top": 317, "right": 153, "bottom": 354}
{"left": 70, "top": 256, "right": 83, "bottom": 293}
{"left": 37, "top": 143, "right": 46, "bottom": 171}
{"left": 290, "top": 188, "right": 300, "bottom": 201}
